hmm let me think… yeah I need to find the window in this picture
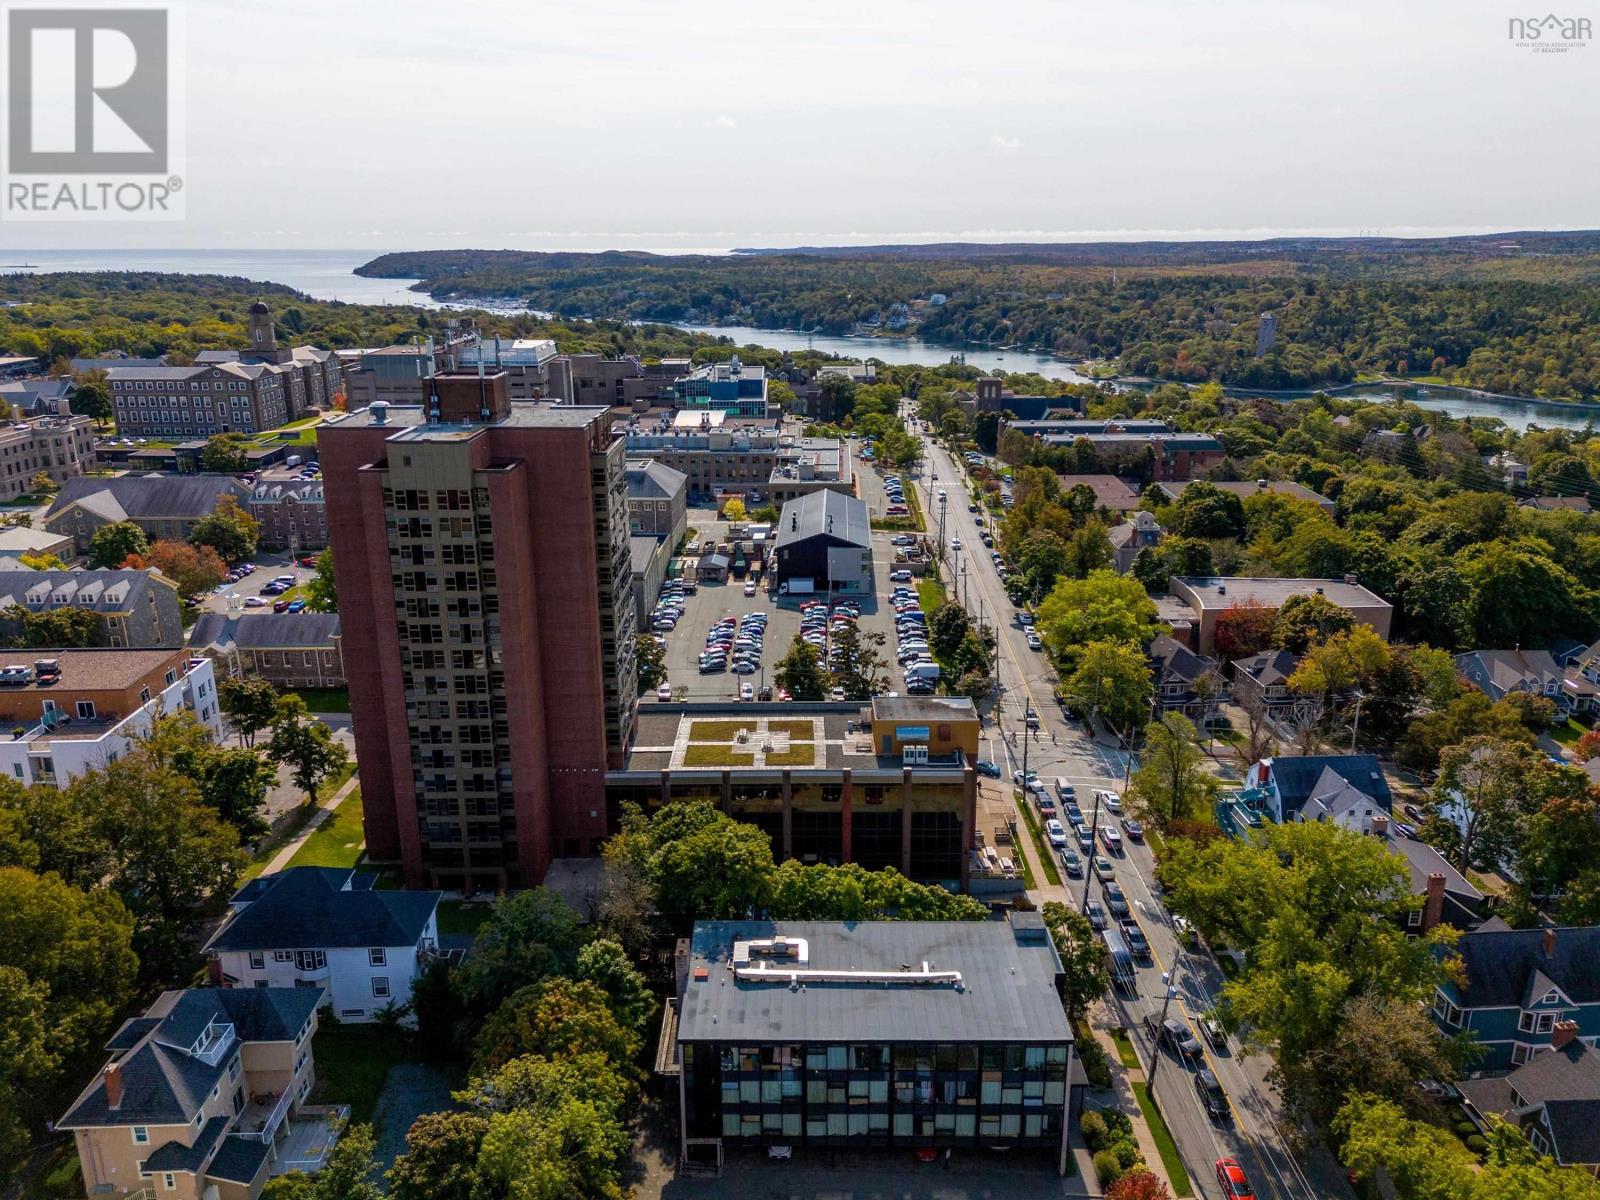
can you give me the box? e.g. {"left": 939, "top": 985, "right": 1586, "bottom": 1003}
{"left": 248, "top": 951, "right": 265, "bottom": 971}
{"left": 371, "top": 976, "right": 390, "bottom": 998}
{"left": 1432, "top": 991, "right": 1462, "bottom": 1028}
{"left": 75, "top": 700, "right": 96, "bottom": 720}
{"left": 1407, "top": 909, "right": 1422, "bottom": 928}
{"left": 273, "top": 950, "right": 292, "bottom": 962}
{"left": 163, "top": 1174, "right": 175, "bottom": 1190}
{"left": 294, "top": 950, "right": 326, "bottom": 971}
{"left": 132, "top": 1127, "right": 149, "bottom": 1145}
{"left": 368, "top": 948, "right": 386, "bottom": 967}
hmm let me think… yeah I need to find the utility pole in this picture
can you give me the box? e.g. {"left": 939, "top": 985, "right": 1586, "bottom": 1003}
{"left": 938, "top": 493, "right": 948, "bottom": 556}
{"left": 1349, "top": 689, "right": 1365, "bottom": 753}
{"left": 1079, "top": 790, "right": 1102, "bottom": 912}
{"left": 1146, "top": 969, "right": 1179, "bottom": 1088}
{"left": 1021, "top": 700, "right": 1032, "bottom": 786}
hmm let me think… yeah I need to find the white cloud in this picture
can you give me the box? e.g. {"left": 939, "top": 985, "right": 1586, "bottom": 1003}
{"left": 992, "top": 135, "right": 1023, "bottom": 152}
{"left": 709, "top": 115, "right": 737, "bottom": 129}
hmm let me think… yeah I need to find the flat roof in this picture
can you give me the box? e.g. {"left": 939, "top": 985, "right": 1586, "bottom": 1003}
{"left": 678, "top": 918, "right": 1072, "bottom": 1045}
{"left": 871, "top": 695, "right": 977, "bottom": 723}
{"left": 619, "top": 703, "right": 971, "bottom": 774}
{"left": 0, "top": 647, "right": 182, "bottom": 694}
{"left": 324, "top": 402, "right": 608, "bottom": 436}
{"left": 1174, "top": 576, "right": 1391, "bottom": 611}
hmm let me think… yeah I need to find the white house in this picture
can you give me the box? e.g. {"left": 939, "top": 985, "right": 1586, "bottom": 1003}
{"left": 205, "top": 868, "right": 442, "bottom": 1024}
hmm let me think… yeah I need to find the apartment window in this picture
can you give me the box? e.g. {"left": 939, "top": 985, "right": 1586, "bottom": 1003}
{"left": 1432, "top": 992, "right": 1462, "bottom": 1028}
{"left": 132, "top": 1127, "right": 149, "bottom": 1145}
{"left": 371, "top": 977, "right": 390, "bottom": 998}
{"left": 75, "top": 701, "right": 96, "bottom": 719}
{"left": 294, "top": 949, "right": 326, "bottom": 971}
{"left": 368, "top": 948, "right": 386, "bottom": 967}
{"left": 248, "top": 951, "right": 265, "bottom": 970}
{"left": 273, "top": 950, "right": 293, "bottom": 962}
{"left": 1407, "top": 909, "right": 1422, "bottom": 928}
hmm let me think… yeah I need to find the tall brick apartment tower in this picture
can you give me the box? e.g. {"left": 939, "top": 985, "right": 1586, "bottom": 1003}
{"left": 319, "top": 371, "right": 636, "bottom": 891}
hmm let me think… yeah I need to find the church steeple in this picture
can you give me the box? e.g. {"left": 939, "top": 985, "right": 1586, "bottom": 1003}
{"left": 247, "top": 300, "right": 278, "bottom": 352}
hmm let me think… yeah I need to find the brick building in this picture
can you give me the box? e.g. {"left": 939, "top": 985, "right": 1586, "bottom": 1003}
{"left": 319, "top": 377, "right": 636, "bottom": 891}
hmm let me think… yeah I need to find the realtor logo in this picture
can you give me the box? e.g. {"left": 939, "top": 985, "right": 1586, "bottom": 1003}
{"left": 2, "top": 3, "right": 185, "bottom": 220}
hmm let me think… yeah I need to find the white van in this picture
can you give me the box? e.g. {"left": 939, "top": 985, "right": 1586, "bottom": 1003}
{"left": 1055, "top": 777, "right": 1075, "bottom": 801}
{"left": 904, "top": 662, "right": 942, "bottom": 682}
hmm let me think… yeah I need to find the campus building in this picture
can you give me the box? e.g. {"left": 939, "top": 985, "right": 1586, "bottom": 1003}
{"left": 0, "top": 415, "right": 97, "bottom": 500}
{"left": 661, "top": 914, "right": 1079, "bottom": 1170}
{"left": 1169, "top": 576, "right": 1394, "bottom": 656}
{"left": 319, "top": 378, "right": 636, "bottom": 891}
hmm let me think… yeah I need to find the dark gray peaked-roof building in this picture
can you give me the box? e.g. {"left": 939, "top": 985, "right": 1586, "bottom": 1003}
{"left": 189, "top": 610, "right": 341, "bottom": 651}
{"left": 775, "top": 488, "right": 871, "bottom": 551}
{"left": 47, "top": 473, "right": 249, "bottom": 523}
{"left": 209, "top": 866, "right": 440, "bottom": 952}
{"left": 1454, "top": 925, "right": 1600, "bottom": 1010}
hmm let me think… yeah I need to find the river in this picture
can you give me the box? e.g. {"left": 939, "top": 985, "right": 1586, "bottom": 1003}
{"left": 5, "top": 250, "right": 1595, "bottom": 431}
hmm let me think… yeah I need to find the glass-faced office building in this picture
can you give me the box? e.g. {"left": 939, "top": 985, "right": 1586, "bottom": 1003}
{"left": 663, "top": 916, "right": 1080, "bottom": 1171}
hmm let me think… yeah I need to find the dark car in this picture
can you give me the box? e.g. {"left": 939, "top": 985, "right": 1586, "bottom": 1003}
{"left": 1103, "top": 881, "right": 1129, "bottom": 918}
{"left": 1195, "top": 1067, "right": 1229, "bottom": 1120}
{"left": 1121, "top": 817, "right": 1145, "bottom": 842}
{"left": 1199, "top": 1014, "right": 1227, "bottom": 1050}
{"left": 975, "top": 759, "right": 1002, "bottom": 778}
{"left": 1084, "top": 899, "right": 1108, "bottom": 930}
{"left": 1160, "top": 1017, "right": 1201, "bottom": 1057}
{"left": 1060, "top": 848, "right": 1083, "bottom": 878}
{"left": 1120, "top": 920, "right": 1150, "bottom": 960}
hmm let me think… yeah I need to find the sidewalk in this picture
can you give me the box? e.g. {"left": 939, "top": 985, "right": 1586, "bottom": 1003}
{"left": 261, "top": 772, "right": 361, "bottom": 874}
{"left": 1085, "top": 1005, "right": 1175, "bottom": 1196}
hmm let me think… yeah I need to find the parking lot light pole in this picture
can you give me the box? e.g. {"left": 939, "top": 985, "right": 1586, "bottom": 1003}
{"left": 938, "top": 493, "right": 948, "bottom": 556}
{"left": 1147, "top": 971, "right": 1179, "bottom": 1088}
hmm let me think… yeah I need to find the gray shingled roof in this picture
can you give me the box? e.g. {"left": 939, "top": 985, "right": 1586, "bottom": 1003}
{"left": 1233, "top": 649, "right": 1300, "bottom": 687}
{"left": 0, "top": 568, "right": 171, "bottom": 616}
{"left": 626, "top": 459, "right": 687, "bottom": 500}
{"left": 677, "top": 918, "right": 1072, "bottom": 1046}
{"left": 1454, "top": 926, "right": 1600, "bottom": 1009}
{"left": 189, "top": 612, "right": 340, "bottom": 651}
{"left": 1266, "top": 754, "right": 1392, "bottom": 814}
{"left": 47, "top": 475, "right": 249, "bottom": 522}
{"left": 205, "top": 1134, "right": 271, "bottom": 1183}
{"left": 1149, "top": 634, "right": 1215, "bottom": 686}
{"left": 59, "top": 988, "right": 322, "bottom": 1129}
{"left": 208, "top": 867, "right": 438, "bottom": 953}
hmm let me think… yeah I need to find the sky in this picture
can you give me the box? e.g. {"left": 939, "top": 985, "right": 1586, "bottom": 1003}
{"left": 2, "top": 0, "right": 1597, "bottom": 251}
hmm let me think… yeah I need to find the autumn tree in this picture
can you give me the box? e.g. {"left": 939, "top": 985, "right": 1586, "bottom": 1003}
{"left": 189, "top": 493, "right": 259, "bottom": 564}
{"left": 124, "top": 538, "right": 228, "bottom": 597}
{"left": 1213, "top": 599, "right": 1275, "bottom": 660}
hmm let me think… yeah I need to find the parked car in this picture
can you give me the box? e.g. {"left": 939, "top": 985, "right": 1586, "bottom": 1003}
{"left": 1026, "top": 632, "right": 1043, "bottom": 651}
{"left": 656, "top": 683, "right": 673, "bottom": 701}
{"left": 286, "top": 599, "right": 306, "bottom": 613}
{"left": 1093, "top": 855, "right": 1115, "bottom": 881}
{"left": 1121, "top": 817, "right": 1145, "bottom": 842}
{"left": 1084, "top": 899, "right": 1108, "bottom": 930}
{"left": 1195, "top": 1068, "right": 1229, "bottom": 1120}
{"left": 888, "top": 569, "right": 912, "bottom": 582}
{"left": 1059, "top": 848, "right": 1083, "bottom": 878}
{"left": 744, "top": 580, "right": 758, "bottom": 596}
{"left": 244, "top": 596, "right": 266, "bottom": 608}
{"left": 975, "top": 759, "right": 1001, "bottom": 778}
{"left": 1103, "top": 881, "right": 1128, "bottom": 917}
{"left": 739, "top": 682, "right": 754, "bottom": 701}
{"left": 1044, "top": 819, "right": 1068, "bottom": 848}
{"left": 272, "top": 599, "right": 291, "bottom": 613}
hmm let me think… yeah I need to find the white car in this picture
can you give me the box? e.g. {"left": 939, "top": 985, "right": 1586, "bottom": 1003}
{"left": 244, "top": 596, "right": 267, "bottom": 608}
{"left": 1095, "top": 789, "right": 1124, "bottom": 815}
{"left": 1044, "top": 818, "right": 1068, "bottom": 848}
{"left": 1026, "top": 632, "right": 1043, "bottom": 651}
{"left": 656, "top": 683, "right": 673, "bottom": 701}
{"left": 743, "top": 580, "right": 758, "bottom": 596}
{"left": 951, "top": 538, "right": 962, "bottom": 550}
{"left": 739, "top": 682, "right": 754, "bottom": 701}
{"left": 889, "top": 569, "right": 912, "bottom": 582}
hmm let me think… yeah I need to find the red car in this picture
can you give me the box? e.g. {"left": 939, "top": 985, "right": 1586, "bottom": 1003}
{"left": 1215, "top": 1158, "right": 1254, "bottom": 1200}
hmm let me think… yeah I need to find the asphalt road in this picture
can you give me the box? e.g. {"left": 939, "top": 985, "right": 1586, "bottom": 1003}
{"left": 908, "top": 421, "right": 1346, "bottom": 1200}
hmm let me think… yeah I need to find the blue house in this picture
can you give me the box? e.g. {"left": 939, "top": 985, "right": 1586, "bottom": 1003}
{"left": 1431, "top": 923, "right": 1600, "bottom": 1070}
{"left": 1240, "top": 754, "right": 1392, "bottom": 826}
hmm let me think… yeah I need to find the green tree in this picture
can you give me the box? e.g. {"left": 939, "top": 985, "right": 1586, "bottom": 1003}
{"left": 1159, "top": 821, "right": 1449, "bottom": 1066}
{"left": 67, "top": 758, "right": 245, "bottom": 979}
{"left": 89, "top": 520, "right": 149, "bottom": 569}
{"left": 68, "top": 379, "right": 114, "bottom": 423}
{"left": 266, "top": 695, "right": 349, "bottom": 807}
{"left": 650, "top": 807, "right": 776, "bottom": 926}
{"left": 0, "top": 964, "right": 56, "bottom": 1160}
{"left": 454, "top": 888, "right": 586, "bottom": 1018}
{"left": 1127, "top": 713, "right": 1219, "bottom": 829}
{"left": 476, "top": 1099, "right": 628, "bottom": 1200}
{"left": 1166, "top": 481, "right": 1245, "bottom": 539}
{"left": 1460, "top": 540, "right": 1599, "bottom": 650}
{"left": 1040, "top": 901, "right": 1111, "bottom": 1021}
{"left": 5, "top": 603, "right": 104, "bottom": 648}
{"left": 973, "top": 410, "right": 1002, "bottom": 454}
{"left": 1063, "top": 639, "right": 1152, "bottom": 733}
{"left": 1017, "top": 529, "right": 1070, "bottom": 599}
{"left": 1036, "top": 569, "right": 1160, "bottom": 658}
{"left": 140, "top": 712, "right": 276, "bottom": 841}
{"left": 634, "top": 633, "right": 665, "bottom": 693}
{"left": 200, "top": 432, "right": 252, "bottom": 474}
{"left": 219, "top": 674, "right": 282, "bottom": 747}
{"left": 28, "top": 470, "right": 58, "bottom": 497}
{"left": 774, "top": 636, "right": 826, "bottom": 700}
{"left": 927, "top": 602, "right": 971, "bottom": 661}
{"left": 458, "top": 1050, "right": 634, "bottom": 1121}
{"left": 765, "top": 861, "right": 987, "bottom": 921}
{"left": 1272, "top": 592, "right": 1356, "bottom": 654}
{"left": 574, "top": 938, "right": 654, "bottom": 1035}
{"left": 828, "top": 621, "right": 887, "bottom": 700}
{"left": 309, "top": 1121, "right": 383, "bottom": 1200}
{"left": 305, "top": 547, "right": 338, "bottom": 612}
{"left": 387, "top": 1112, "right": 488, "bottom": 1200}
{"left": 189, "top": 493, "right": 259, "bottom": 565}
{"left": 472, "top": 978, "right": 641, "bottom": 1075}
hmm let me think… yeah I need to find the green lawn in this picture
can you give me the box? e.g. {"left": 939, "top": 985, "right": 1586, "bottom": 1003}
{"left": 917, "top": 576, "right": 947, "bottom": 613}
{"left": 763, "top": 743, "right": 816, "bottom": 766}
{"left": 286, "top": 788, "right": 364, "bottom": 869}
{"left": 1015, "top": 792, "right": 1062, "bottom": 886}
{"left": 308, "top": 1025, "right": 424, "bottom": 1127}
{"left": 1133, "top": 1081, "right": 1194, "bottom": 1197}
{"left": 688, "top": 719, "right": 751, "bottom": 740}
{"left": 681, "top": 745, "right": 753, "bottom": 767}
{"left": 437, "top": 898, "right": 495, "bottom": 938}
{"left": 1549, "top": 718, "right": 1592, "bottom": 747}
{"left": 1109, "top": 1027, "right": 1140, "bottom": 1071}
{"left": 289, "top": 686, "right": 350, "bottom": 713}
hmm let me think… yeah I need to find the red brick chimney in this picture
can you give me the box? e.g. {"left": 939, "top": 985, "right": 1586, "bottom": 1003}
{"left": 1370, "top": 813, "right": 1390, "bottom": 838}
{"left": 104, "top": 1062, "right": 123, "bottom": 1110}
{"left": 1421, "top": 872, "right": 1446, "bottom": 932}
{"left": 1543, "top": 927, "right": 1557, "bottom": 958}
{"left": 1552, "top": 1020, "right": 1579, "bottom": 1051}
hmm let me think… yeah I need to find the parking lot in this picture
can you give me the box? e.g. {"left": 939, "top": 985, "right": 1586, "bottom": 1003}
{"left": 652, "top": 504, "right": 922, "bottom": 701}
